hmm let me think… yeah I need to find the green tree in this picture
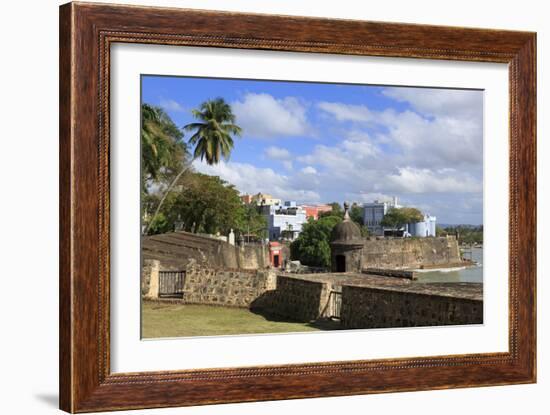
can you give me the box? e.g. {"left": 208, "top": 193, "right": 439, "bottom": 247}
{"left": 443, "top": 225, "right": 483, "bottom": 245}
{"left": 319, "top": 202, "right": 343, "bottom": 219}
{"left": 145, "top": 98, "right": 242, "bottom": 234}
{"left": 381, "top": 207, "right": 424, "bottom": 231}
{"left": 349, "top": 203, "right": 364, "bottom": 225}
{"left": 145, "top": 173, "right": 250, "bottom": 236}
{"left": 146, "top": 212, "right": 171, "bottom": 235}
{"left": 236, "top": 203, "right": 268, "bottom": 241}
{"left": 290, "top": 215, "right": 342, "bottom": 268}
{"left": 400, "top": 207, "right": 424, "bottom": 223}
{"left": 184, "top": 98, "right": 242, "bottom": 165}
{"left": 141, "top": 103, "right": 187, "bottom": 186}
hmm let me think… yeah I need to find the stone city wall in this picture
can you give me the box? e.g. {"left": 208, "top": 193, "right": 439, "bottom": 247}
{"left": 361, "top": 236, "right": 461, "bottom": 269}
{"left": 265, "top": 275, "right": 333, "bottom": 322}
{"left": 180, "top": 261, "right": 276, "bottom": 308}
{"left": 340, "top": 284, "right": 483, "bottom": 329}
{"left": 142, "top": 231, "right": 270, "bottom": 270}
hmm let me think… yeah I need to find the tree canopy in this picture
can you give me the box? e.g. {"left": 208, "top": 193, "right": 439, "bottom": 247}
{"left": 144, "top": 173, "right": 266, "bottom": 237}
{"left": 381, "top": 207, "right": 424, "bottom": 229}
{"left": 290, "top": 215, "right": 342, "bottom": 268}
{"left": 142, "top": 98, "right": 243, "bottom": 235}
{"left": 183, "top": 98, "right": 242, "bottom": 165}
{"left": 442, "top": 225, "right": 483, "bottom": 245}
{"left": 141, "top": 103, "right": 187, "bottom": 188}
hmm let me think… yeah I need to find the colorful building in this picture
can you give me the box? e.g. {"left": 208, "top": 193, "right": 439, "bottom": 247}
{"left": 301, "top": 204, "right": 333, "bottom": 220}
{"left": 268, "top": 241, "right": 283, "bottom": 268}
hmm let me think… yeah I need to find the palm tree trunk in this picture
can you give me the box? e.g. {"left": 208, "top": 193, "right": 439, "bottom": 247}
{"left": 144, "top": 157, "right": 197, "bottom": 235}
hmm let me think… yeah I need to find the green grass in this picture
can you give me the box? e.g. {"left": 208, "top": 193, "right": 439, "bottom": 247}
{"left": 142, "top": 302, "right": 325, "bottom": 338}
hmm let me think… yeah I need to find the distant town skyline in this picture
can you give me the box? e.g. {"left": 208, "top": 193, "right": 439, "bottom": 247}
{"left": 142, "top": 76, "right": 483, "bottom": 225}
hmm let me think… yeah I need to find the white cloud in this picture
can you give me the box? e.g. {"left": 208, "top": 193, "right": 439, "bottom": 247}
{"left": 301, "top": 166, "right": 317, "bottom": 175}
{"left": 193, "top": 160, "right": 320, "bottom": 203}
{"left": 232, "top": 93, "right": 311, "bottom": 138}
{"left": 352, "top": 192, "right": 394, "bottom": 203}
{"left": 159, "top": 98, "right": 185, "bottom": 113}
{"left": 282, "top": 160, "right": 293, "bottom": 171}
{"left": 317, "top": 101, "right": 374, "bottom": 122}
{"left": 264, "top": 146, "right": 291, "bottom": 160}
{"left": 188, "top": 86, "right": 484, "bottom": 224}
{"left": 317, "top": 89, "right": 483, "bottom": 171}
{"left": 341, "top": 130, "right": 380, "bottom": 158}
{"left": 382, "top": 87, "right": 483, "bottom": 119}
{"left": 383, "top": 167, "right": 482, "bottom": 193}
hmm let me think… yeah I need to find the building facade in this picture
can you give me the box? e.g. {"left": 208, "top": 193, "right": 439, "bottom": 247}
{"left": 261, "top": 202, "right": 308, "bottom": 241}
{"left": 301, "top": 204, "right": 333, "bottom": 220}
{"left": 363, "top": 197, "right": 401, "bottom": 236}
{"left": 407, "top": 215, "right": 437, "bottom": 237}
{"left": 363, "top": 197, "right": 436, "bottom": 237}
{"left": 251, "top": 193, "right": 281, "bottom": 206}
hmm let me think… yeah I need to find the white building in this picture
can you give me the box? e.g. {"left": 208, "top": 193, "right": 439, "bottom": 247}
{"left": 407, "top": 215, "right": 437, "bottom": 237}
{"left": 263, "top": 201, "right": 307, "bottom": 241}
{"left": 362, "top": 196, "right": 401, "bottom": 236}
{"left": 362, "top": 196, "right": 437, "bottom": 237}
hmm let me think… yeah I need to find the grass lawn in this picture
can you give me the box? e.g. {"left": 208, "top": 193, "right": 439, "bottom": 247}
{"left": 142, "top": 302, "right": 326, "bottom": 338}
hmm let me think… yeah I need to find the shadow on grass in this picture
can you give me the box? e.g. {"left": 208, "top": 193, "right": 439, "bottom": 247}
{"left": 249, "top": 307, "right": 343, "bottom": 331}
{"left": 249, "top": 291, "right": 343, "bottom": 331}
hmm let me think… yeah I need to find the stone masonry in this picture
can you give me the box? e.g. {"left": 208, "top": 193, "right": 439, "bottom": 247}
{"left": 180, "top": 260, "right": 276, "bottom": 308}
{"left": 361, "top": 236, "right": 462, "bottom": 269}
{"left": 340, "top": 283, "right": 483, "bottom": 329}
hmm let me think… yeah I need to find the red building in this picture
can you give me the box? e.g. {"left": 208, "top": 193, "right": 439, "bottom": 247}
{"left": 302, "top": 204, "right": 333, "bottom": 220}
{"left": 240, "top": 194, "right": 253, "bottom": 204}
{"left": 268, "top": 242, "right": 283, "bottom": 268}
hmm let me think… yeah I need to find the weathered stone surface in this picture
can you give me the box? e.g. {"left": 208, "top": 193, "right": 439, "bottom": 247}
{"left": 264, "top": 272, "right": 482, "bottom": 328}
{"left": 142, "top": 231, "right": 269, "bottom": 271}
{"left": 361, "top": 236, "right": 462, "bottom": 269}
{"left": 340, "top": 284, "right": 483, "bottom": 329}
{"left": 267, "top": 275, "right": 331, "bottom": 322}
{"left": 142, "top": 259, "right": 160, "bottom": 299}
{"left": 180, "top": 261, "right": 276, "bottom": 308}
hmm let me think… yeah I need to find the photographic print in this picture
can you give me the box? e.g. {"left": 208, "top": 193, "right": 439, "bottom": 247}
{"left": 140, "top": 76, "right": 484, "bottom": 339}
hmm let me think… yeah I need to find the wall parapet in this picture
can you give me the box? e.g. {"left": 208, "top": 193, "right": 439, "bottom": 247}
{"left": 179, "top": 261, "right": 276, "bottom": 308}
{"left": 340, "top": 284, "right": 483, "bottom": 329}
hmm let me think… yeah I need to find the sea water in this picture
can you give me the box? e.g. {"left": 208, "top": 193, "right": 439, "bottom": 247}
{"left": 415, "top": 247, "right": 483, "bottom": 283}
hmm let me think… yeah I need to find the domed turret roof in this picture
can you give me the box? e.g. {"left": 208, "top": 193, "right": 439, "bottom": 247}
{"left": 330, "top": 202, "right": 363, "bottom": 245}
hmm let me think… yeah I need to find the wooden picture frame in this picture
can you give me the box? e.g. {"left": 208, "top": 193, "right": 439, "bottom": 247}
{"left": 59, "top": 2, "right": 536, "bottom": 412}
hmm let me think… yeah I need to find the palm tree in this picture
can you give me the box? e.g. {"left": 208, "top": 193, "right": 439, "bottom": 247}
{"left": 141, "top": 104, "right": 186, "bottom": 182}
{"left": 145, "top": 98, "right": 241, "bottom": 234}
{"left": 184, "top": 98, "right": 242, "bottom": 165}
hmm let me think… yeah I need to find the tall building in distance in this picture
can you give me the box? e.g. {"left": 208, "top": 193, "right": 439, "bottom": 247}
{"left": 363, "top": 196, "right": 401, "bottom": 236}
{"left": 262, "top": 201, "right": 307, "bottom": 241}
{"left": 362, "top": 196, "right": 437, "bottom": 237}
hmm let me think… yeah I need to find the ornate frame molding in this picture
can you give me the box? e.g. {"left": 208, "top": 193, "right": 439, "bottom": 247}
{"left": 60, "top": 2, "right": 536, "bottom": 412}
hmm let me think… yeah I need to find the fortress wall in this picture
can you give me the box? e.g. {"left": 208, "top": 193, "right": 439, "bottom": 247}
{"left": 180, "top": 261, "right": 276, "bottom": 308}
{"left": 361, "top": 236, "right": 461, "bottom": 269}
{"left": 142, "top": 231, "right": 269, "bottom": 271}
{"left": 266, "top": 275, "right": 331, "bottom": 322}
{"left": 340, "top": 284, "right": 483, "bottom": 329}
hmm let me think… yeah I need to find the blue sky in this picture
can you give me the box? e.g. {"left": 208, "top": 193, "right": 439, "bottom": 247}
{"left": 142, "top": 75, "right": 483, "bottom": 225}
